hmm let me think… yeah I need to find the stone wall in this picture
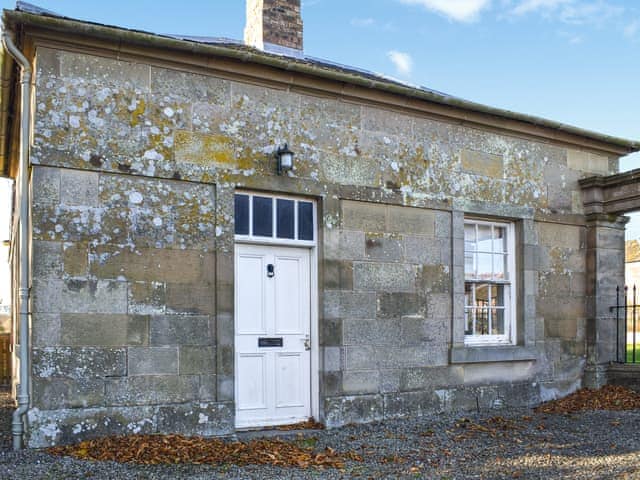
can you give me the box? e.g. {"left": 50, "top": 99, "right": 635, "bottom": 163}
{"left": 24, "top": 44, "right": 621, "bottom": 446}
{"left": 28, "top": 165, "right": 228, "bottom": 446}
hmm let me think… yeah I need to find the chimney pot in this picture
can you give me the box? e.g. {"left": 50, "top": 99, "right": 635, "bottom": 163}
{"left": 245, "top": 0, "right": 303, "bottom": 55}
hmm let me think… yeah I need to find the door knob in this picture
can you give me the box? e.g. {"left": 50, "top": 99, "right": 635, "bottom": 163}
{"left": 267, "top": 263, "right": 275, "bottom": 278}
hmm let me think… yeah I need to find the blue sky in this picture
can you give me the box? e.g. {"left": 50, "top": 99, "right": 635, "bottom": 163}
{"left": 0, "top": 0, "right": 638, "bottom": 238}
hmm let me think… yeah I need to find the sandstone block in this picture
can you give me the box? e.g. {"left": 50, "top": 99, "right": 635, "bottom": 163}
{"left": 157, "top": 402, "right": 233, "bottom": 437}
{"left": 383, "top": 390, "right": 443, "bottom": 418}
{"left": 179, "top": 346, "right": 216, "bottom": 375}
{"left": 34, "top": 279, "right": 128, "bottom": 314}
{"left": 60, "top": 169, "right": 99, "bottom": 207}
{"left": 150, "top": 315, "right": 214, "bottom": 346}
{"left": 387, "top": 205, "right": 435, "bottom": 235}
{"left": 128, "top": 347, "right": 178, "bottom": 375}
{"left": 342, "top": 370, "right": 379, "bottom": 394}
{"left": 323, "top": 394, "right": 384, "bottom": 427}
{"left": 354, "top": 262, "right": 416, "bottom": 292}
{"left": 63, "top": 242, "right": 89, "bottom": 277}
{"left": 365, "top": 234, "right": 403, "bottom": 262}
{"left": 61, "top": 314, "right": 148, "bottom": 346}
{"left": 166, "top": 283, "right": 215, "bottom": 315}
{"left": 323, "top": 291, "right": 376, "bottom": 319}
{"left": 199, "top": 374, "right": 217, "bottom": 401}
{"left": 32, "top": 377, "right": 105, "bottom": 410}
{"left": 32, "top": 347, "right": 126, "bottom": 379}
{"left": 461, "top": 149, "right": 503, "bottom": 178}
{"left": 341, "top": 200, "right": 386, "bottom": 232}
{"left": 105, "top": 375, "right": 199, "bottom": 406}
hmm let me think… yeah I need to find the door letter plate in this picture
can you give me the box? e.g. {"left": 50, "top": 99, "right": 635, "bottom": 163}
{"left": 258, "top": 337, "right": 283, "bottom": 348}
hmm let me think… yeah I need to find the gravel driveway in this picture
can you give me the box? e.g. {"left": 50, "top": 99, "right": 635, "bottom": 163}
{"left": 1, "top": 395, "right": 640, "bottom": 479}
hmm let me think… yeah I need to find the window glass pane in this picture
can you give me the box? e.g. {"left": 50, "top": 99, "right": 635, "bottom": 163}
{"left": 465, "top": 282, "right": 473, "bottom": 306}
{"left": 492, "top": 308, "right": 505, "bottom": 335}
{"left": 465, "top": 308, "right": 474, "bottom": 335}
{"left": 474, "top": 284, "right": 490, "bottom": 307}
{"left": 495, "top": 284, "right": 505, "bottom": 307}
{"left": 464, "top": 252, "right": 475, "bottom": 279}
{"left": 298, "top": 201, "right": 314, "bottom": 241}
{"left": 464, "top": 224, "right": 476, "bottom": 251}
{"left": 253, "top": 196, "right": 273, "bottom": 237}
{"left": 234, "top": 194, "right": 249, "bottom": 235}
{"left": 493, "top": 226, "right": 507, "bottom": 253}
{"left": 476, "top": 308, "right": 489, "bottom": 335}
{"left": 477, "top": 225, "right": 492, "bottom": 252}
{"left": 476, "top": 253, "right": 492, "bottom": 279}
{"left": 276, "top": 199, "right": 295, "bottom": 239}
{"left": 493, "top": 254, "right": 506, "bottom": 280}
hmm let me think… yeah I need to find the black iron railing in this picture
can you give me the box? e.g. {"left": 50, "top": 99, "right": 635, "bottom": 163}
{"left": 611, "top": 285, "right": 640, "bottom": 364}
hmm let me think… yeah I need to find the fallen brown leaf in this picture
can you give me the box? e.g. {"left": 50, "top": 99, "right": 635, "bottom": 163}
{"left": 48, "top": 434, "right": 360, "bottom": 469}
{"left": 534, "top": 385, "right": 640, "bottom": 414}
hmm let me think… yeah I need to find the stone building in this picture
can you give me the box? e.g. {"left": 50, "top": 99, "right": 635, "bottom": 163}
{"left": 1, "top": 1, "right": 639, "bottom": 448}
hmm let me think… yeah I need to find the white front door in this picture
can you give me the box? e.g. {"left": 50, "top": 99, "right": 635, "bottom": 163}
{"left": 234, "top": 243, "right": 311, "bottom": 428}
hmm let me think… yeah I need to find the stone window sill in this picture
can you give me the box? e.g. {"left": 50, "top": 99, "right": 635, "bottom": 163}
{"left": 450, "top": 346, "right": 537, "bottom": 364}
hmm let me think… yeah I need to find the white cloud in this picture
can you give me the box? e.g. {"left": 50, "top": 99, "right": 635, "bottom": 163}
{"left": 387, "top": 50, "right": 413, "bottom": 76}
{"left": 512, "top": 0, "right": 571, "bottom": 15}
{"left": 397, "top": 0, "right": 491, "bottom": 23}
{"left": 351, "top": 17, "right": 376, "bottom": 27}
{"left": 510, "top": 0, "right": 623, "bottom": 25}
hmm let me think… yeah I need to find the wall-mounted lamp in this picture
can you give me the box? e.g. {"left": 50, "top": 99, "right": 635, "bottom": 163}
{"left": 276, "top": 143, "right": 294, "bottom": 175}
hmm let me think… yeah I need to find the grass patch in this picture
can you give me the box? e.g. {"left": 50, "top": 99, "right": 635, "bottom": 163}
{"left": 626, "top": 344, "right": 640, "bottom": 363}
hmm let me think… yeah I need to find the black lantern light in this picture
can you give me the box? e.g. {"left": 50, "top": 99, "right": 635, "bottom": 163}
{"left": 276, "top": 143, "right": 294, "bottom": 175}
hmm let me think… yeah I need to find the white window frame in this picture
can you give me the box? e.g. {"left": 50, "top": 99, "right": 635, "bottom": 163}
{"left": 463, "top": 218, "right": 516, "bottom": 346}
{"left": 234, "top": 191, "right": 317, "bottom": 247}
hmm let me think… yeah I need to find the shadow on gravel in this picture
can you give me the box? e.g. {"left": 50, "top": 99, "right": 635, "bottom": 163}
{"left": 0, "top": 387, "right": 13, "bottom": 452}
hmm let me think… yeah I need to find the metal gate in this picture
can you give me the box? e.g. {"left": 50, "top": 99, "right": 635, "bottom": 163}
{"left": 0, "top": 334, "right": 10, "bottom": 386}
{"left": 611, "top": 286, "right": 640, "bottom": 363}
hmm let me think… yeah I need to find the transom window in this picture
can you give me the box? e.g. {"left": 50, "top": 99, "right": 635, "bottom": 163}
{"left": 234, "top": 192, "right": 315, "bottom": 244}
{"left": 464, "top": 219, "right": 516, "bottom": 345}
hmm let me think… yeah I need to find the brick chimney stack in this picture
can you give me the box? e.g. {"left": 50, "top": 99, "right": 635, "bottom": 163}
{"left": 245, "top": 0, "right": 303, "bottom": 55}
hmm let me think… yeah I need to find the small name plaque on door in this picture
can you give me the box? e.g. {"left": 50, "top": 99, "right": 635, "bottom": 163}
{"left": 258, "top": 337, "right": 284, "bottom": 348}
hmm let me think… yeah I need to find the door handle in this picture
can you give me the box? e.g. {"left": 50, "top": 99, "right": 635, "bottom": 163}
{"left": 267, "top": 263, "right": 275, "bottom": 278}
{"left": 303, "top": 335, "right": 311, "bottom": 351}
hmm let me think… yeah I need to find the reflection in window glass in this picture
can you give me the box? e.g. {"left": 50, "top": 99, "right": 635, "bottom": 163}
{"left": 277, "top": 199, "right": 295, "bottom": 239}
{"left": 253, "top": 196, "right": 273, "bottom": 237}
{"left": 476, "top": 253, "right": 492, "bottom": 279}
{"left": 493, "top": 254, "right": 506, "bottom": 280}
{"left": 464, "top": 224, "right": 476, "bottom": 250}
{"left": 477, "top": 225, "right": 492, "bottom": 252}
{"left": 234, "top": 194, "right": 249, "bottom": 235}
{"left": 493, "top": 227, "right": 507, "bottom": 253}
{"left": 298, "top": 202, "right": 314, "bottom": 241}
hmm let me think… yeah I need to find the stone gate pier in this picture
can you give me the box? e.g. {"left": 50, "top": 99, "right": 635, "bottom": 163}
{"left": 580, "top": 168, "right": 640, "bottom": 387}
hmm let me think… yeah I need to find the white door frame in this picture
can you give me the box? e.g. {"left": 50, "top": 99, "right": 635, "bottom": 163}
{"left": 233, "top": 192, "right": 319, "bottom": 427}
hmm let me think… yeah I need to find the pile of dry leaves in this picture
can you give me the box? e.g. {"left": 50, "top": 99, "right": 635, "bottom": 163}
{"left": 275, "top": 418, "right": 325, "bottom": 431}
{"left": 535, "top": 385, "right": 640, "bottom": 414}
{"left": 48, "top": 434, "right": 362, "bottom": 469}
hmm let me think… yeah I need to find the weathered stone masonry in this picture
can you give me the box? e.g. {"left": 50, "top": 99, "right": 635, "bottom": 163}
{"left": 20, "top": 40, "right": 625, "bottom": 446}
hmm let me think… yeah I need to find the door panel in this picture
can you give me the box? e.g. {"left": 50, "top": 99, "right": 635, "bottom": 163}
{"left": 236, "top": 253, "right": 268, "bottom": 334}
{"left": 276, "top": 353, "right": 304, "bottom": 408}
{"left": 275, "top": 255, "right": 304, "bottom": 333}
{"left": 237, "top": 354, "right": 267, "bottom": 410}
{"left": 235, "top": 244, "right": 311, "bottom": 428}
